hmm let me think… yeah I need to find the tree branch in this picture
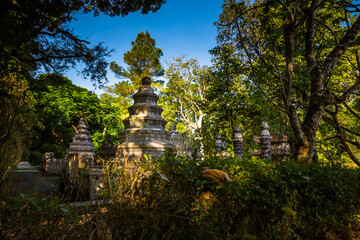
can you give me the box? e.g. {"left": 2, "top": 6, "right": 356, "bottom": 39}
{"left": 343, "top": 102, "right": 360, "bottom": 120}
{"left": 326, "top": 107, "right": 360, "bottom": 167}
{"left": 322, "top": 16, "right": 360, "bottom": 78}
{"left": 305, "top": 0, "right": 321, "bottom": 72}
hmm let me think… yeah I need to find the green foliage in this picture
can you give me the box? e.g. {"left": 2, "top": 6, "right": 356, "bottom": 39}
{"left": 1, "top": 193, "right": 93, "bottom": 239}
{"left": 161, "top": 56, "right": 210, "bottom": 155}
{"left": 214, "top": 0, "right": 360, "bottom": 163}
{"left": 1, "top": 0, "right": 166, "bottom": 85}
{"left": 0, "top": 72, "right": 35, "bottom": 188}
{"left": 3, "top": 154, "right": 360, "bottom": 239}
{"left": 203, "top": 158, "right": 360, "bottom": 239}
{"left": 163, "top": 56, "right": 209, "bottom": 127}
{"left": 26, "top": 74, "right": 103, "bottom": 159}
{"left": 14, "top": 73, "right": 123, "bottom": 163}
{"left": 206, "top": 44, "right": 287, "bottom": 158}
{"left": 110, "top": 31, "right": 164, "bottom": 88}
{"left": 82, "top": 0, "right": 166, "bottom": 17}
{"left": 103, "top": 153, "right": 360, "bottom": 239}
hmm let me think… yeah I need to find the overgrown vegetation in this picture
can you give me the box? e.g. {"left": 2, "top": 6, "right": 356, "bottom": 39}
{"left": 2, "top": 152, "right": 360, "bottom": 239}
{"left": 2, "top": 0, "right": 360, "bottom": 239}
{"left": 0, "top": 0, "right": 166, "bottom": 188}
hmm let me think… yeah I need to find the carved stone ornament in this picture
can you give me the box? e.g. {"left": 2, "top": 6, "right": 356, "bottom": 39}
{"left": 260, "top": 121, "right": 271, "bottom": 160}
{"left": 215, "top": 134, "right": 222, "bottom": 154}
{"left": 233, "top": 125, "right": 244, "bottom": 159}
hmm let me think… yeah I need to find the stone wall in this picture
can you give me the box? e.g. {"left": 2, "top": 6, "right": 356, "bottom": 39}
{"left": 43, "top": 152, "right": 66, "bottom": 175}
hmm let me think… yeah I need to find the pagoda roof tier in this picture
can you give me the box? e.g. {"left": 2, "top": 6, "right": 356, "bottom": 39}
{"left": 119, "top": 128, "right": 170, "bottom": 144}
{"left": 132, "top": 78, "right": 159, "bottom": 104}
{"left": 123, "top": 116, "right": 167, "bottom": 129}
{"left": 133, "top": 92, "right": 159, "bottom": 104}
{"left": 67, "top": 118, "right": 95, "bottom": 155}
{"left": 128, "top": 104, "right": 163, "bottom": 117}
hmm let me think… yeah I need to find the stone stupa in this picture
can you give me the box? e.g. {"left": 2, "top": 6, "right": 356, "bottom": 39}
{"left": 66, "top": 118, "right": 96, "bottom": 178}
{"left": 116, "top": 76, "right": 172, "bottom": 162}
{"left": 67, "top": 118, "right": 95, "bottom": 156}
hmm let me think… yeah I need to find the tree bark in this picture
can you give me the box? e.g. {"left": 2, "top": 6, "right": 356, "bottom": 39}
{"left": 287, "top": 4, "right": 360, "bottom": 163}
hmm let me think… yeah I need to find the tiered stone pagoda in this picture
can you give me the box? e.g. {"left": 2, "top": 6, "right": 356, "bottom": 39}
{"left": 116, "top": 76, "right": 172, "bottom": 162}
{"left": 66, "top": 118, "right": 95, "bottom": 180}
{"left": 67, "top": 118, "right": 95, "bottom": 156}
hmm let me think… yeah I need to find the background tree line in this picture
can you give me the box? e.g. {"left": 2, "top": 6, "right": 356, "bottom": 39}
{"left": 1, "top": 0, "right": 360, "bottom": 184}
{"left": 211, "top": 0, "right": 360, "bottom": 165}
{"left": 0, "top": 0, "right": 166, "bottom": 186}
{"left": 2, "top": 1, "right": 360, "bottom": 239}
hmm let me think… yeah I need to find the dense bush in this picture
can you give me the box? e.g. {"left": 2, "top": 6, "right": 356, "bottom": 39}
{"left": 105, "top": 153, "right": 360, "bottom": 239}
{"left": 2, "top": 153, "right": 360, "bottom": 239}
{"left": 202, "top": 157, "right": 360, "bottom": 239}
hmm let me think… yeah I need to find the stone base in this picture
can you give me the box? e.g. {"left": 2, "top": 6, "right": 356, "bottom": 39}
{"left": 116, "top": 142, "right": 172, "bottom": 162}
{"left": 119, "top": 128, "right": 170, "bottom": 143}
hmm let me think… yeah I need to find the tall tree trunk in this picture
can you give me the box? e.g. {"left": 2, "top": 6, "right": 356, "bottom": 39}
{"left": 299, "top": 91, "right": 325, "bottom": 162}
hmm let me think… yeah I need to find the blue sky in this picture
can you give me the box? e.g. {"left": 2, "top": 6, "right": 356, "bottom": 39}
{"left": 66, "top": 0, "right": 223, "bottom": 94}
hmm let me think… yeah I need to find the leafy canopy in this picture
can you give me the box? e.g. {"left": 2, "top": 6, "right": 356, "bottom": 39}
{"left": 214, "top": 0, "right": 360, "bottom": 163}
{"left": 0, "top": 0, "right": 166, "bottom": 85}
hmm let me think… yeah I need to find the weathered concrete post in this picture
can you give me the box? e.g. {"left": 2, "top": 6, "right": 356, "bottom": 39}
{"left": 260, "top": 121, "right": 271, "bottom": 160}
{"left": 233, "top": 125, "right": 243, "bottom": 159}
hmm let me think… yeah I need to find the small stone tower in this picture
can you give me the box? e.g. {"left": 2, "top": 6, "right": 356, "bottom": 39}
{"left": 66, "top": 118, "right": 95, "bottom": 179}
{"left": 67, "top": 118, "right": 95, "bottom": 156}
{"left": 116, "top": 76, "right": 172, "bottom": 162}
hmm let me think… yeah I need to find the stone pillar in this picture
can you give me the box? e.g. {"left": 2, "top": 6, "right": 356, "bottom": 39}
{"left": 43, "top": 152, "right": 54, "bottom": 172}
{"left": 260, "top": 121, "right": 271, "bottom": 160}
{"left": 233, "top": 125, "right": 243, "bottom": 159}
{"left": 215, "top": 134, "right": 222, "bottom": 154}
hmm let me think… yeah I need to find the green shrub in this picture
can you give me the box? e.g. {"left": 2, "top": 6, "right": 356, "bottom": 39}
{"left": 2, "top": 152, "right": 360, "bottom": 239}
{"left": 104, "top": 153, "right": 360, "bottom": 239}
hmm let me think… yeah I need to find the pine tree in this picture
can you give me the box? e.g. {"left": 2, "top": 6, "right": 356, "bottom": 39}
{"left": 110, "top": 31, "right": 164, "bottom": 88}
{"left": 103, "top": 31, "right": 164, "bottom": 134}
